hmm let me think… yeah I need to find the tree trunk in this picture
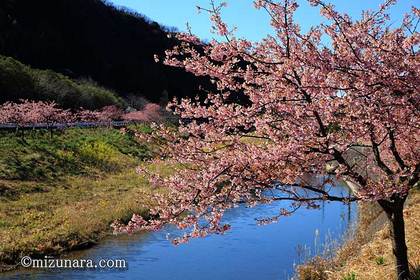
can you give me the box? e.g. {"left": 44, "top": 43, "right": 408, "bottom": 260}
{"left": 378, "top": 195, "right": 410, "bottom": 280}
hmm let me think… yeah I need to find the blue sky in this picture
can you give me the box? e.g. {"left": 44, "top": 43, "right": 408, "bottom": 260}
{"left": 109, "top": 0, "right": 416, "bottom": 41}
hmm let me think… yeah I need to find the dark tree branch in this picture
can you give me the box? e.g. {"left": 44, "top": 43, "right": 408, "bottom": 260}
{"left": 370, "top": 129, "right": 394, "bottom": 176}
{"left": 388, "top": 129, "right": 408, "bottom": 171}
{"left": 332, "top": 148, "right": 367, "bottom": 187}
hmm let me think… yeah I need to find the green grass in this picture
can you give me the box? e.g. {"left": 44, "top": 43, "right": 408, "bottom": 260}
{"left": 342, "top": 272, "right": 357, "bottom": 280}
{"left": 375, "top": 256, "right": 385, "bottom": 266}
{"left": 0, "top": 126, "right": 169, "bottom": 270}
{"left": 0, "top": 127, "right": 151, "bottom": 181}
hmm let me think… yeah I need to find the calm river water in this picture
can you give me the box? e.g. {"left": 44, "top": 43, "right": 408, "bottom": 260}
{"left": 3, "top": 185, "right": 356, "bottom": 280}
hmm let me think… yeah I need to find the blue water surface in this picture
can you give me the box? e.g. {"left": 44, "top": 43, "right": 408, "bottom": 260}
{"left": 3, "top": 185, "right": 356, "bottom": 280}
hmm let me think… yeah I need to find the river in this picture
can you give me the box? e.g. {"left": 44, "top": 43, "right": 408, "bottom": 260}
{"left": 3, "top": 184, "right": 356, "bottom": 280}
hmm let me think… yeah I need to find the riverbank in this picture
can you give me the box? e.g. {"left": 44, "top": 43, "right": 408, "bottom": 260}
{"left": 0, "top": 126, "right": 166, "bottom": 271}
{"left": 297, "top": 190, "right": 420, "bottom": 279}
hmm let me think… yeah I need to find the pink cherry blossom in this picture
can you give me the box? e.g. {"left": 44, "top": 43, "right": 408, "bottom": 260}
{"left": 116, "top": 2, "right": 418, "bottom": 278}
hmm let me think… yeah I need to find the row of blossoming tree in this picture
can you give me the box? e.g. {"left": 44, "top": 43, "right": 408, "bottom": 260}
{"left": 0, "top": 100, "right": 164, "bottom": 132}
{"left": 114, "top": 0, "right": 419, "bottom": 279}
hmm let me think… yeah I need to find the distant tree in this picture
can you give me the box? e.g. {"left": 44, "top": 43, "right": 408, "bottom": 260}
{"left": 73, "top": 109, "right": 102, "bottom": 123}
{"left": 0, "top": 100, "right": 72, "bottom": 137}
{"left": 0, "top": 100, "right": 43, "bottom": 129}
{"left": 123, "top": 103, "right": 163, "bottom": 122}
{"left": 115, "top": 1, "right": 419, "bottom": 279}
{"left": 37, "top": 101, "right": 73, "bottom": 128}
{"left": 0, "top": 100, "right": 121, "bottom": 133}
{"left": 95, "top": 105, "right": 124, "bottom": 125}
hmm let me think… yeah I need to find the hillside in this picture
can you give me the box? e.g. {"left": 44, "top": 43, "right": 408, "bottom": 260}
{"left": 0, "top": 0, "right": 208, "bottom": 103}
{"left": 0, "top": 55, "right": 125, "bottom": 109}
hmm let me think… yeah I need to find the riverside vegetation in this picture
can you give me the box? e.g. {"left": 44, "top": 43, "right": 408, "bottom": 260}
{"left": 0, "top": 123, "right": 418, "bottom": 279}
{"left": 296, "top": 190, "right": 420, "bottom": 280}
{"left": 0, "top": 125, "right": 170, "bottom": 271}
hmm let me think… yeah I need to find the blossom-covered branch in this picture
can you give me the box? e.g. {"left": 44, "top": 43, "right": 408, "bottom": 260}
{"left": 118, "top": 1, "right": 418, "bottom": 278}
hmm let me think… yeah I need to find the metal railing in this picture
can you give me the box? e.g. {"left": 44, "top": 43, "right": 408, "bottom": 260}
{"left": 0, "top": 121, "right": 135, "bottom": 130}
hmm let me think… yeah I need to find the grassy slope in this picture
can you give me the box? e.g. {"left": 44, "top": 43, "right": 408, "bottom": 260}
{"left": 0, "top": 126, "right": 166, "bottom": 270}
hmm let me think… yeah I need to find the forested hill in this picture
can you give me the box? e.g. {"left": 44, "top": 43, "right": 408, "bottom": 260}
{"left": 0, "top": 0, "right": 207, "bottom": 103}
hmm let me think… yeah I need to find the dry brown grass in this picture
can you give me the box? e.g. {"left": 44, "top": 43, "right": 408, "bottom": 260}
{"left": 0, "top": 162, "right": 176, "bottom": 271}
{"left": 296, "top": 191, "right": 420, "bottom": 280}
{"left": 328, "top": 192, "right": 420, "bottom": 280}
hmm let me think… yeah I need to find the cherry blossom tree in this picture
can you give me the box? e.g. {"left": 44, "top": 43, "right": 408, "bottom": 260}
{"left": 0, "top": 100, "right": 74, "bottom": 137}
{"left": 38, "top": 101, "right": 73, "bottom": 127}
{"left": 0, "top": 100, "right": 122, "bottom": 133}
{"left": 114, "top": 1, "right": 419, "bottom": 278}
{"left": 71, "top": 105, "right": 124, "bottom": 127}
{"left": 123, "top": 103, "right": 163, "bottom": 122}
{"left": 0, "top": 100, "right": 42, "bottom": 128}
{"left": 95, "top": 105, "right": 124, "bottom": 123}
